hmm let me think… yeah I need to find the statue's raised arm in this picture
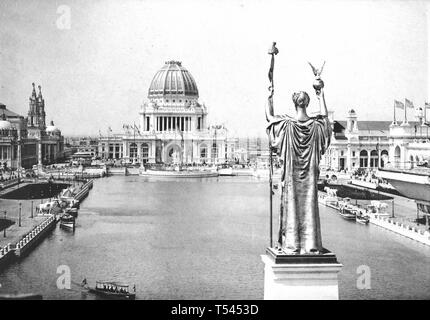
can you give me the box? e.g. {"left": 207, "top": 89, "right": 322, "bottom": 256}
{"left": 265, "top": 87, "right": 276, "bottom": 123}
{"left": 266, "top": 42, "right": 279, "bottom": 123}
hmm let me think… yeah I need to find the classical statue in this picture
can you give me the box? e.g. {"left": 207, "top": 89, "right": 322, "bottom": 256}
{"left": 265, "top": 44, "right": 331, "bottom": 254}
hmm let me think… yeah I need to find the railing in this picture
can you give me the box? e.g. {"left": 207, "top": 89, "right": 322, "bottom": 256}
{"left": 0, "top": 243, "right": 12, "bottom": 259}
{"left": 0, "top": 177, "right": 21, "bottom": 189}
{"left": 14, "top": 215, "right": 56, "bottom": 253}
{"left": 370, "top": 214, "right": 430, "bottom": 243}
{"left": 383, "top": 162, "right": 430, "bottom": 175}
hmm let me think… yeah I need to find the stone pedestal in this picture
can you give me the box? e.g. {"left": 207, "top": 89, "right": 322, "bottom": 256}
{"left": 261, "top": 247, "right": 343, "bottom": 300}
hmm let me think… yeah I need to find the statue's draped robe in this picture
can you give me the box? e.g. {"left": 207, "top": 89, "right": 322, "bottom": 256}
{"left": 267, "top": 114, "right": 331, "bottom": 253}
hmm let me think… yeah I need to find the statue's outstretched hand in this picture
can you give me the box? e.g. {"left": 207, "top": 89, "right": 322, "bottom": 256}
{"left": 315, "top": 87, "right": 324, "bottom": 99}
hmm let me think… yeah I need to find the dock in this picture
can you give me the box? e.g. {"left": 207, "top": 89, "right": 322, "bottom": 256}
{"left": 0, "top": 179, "right": 94, "bottom": 269}
{"left": 318, "top": 186, "right": 430, "bottom": 246}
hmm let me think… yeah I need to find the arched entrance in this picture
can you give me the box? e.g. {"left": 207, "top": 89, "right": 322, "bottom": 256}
{"left": 394, "top": 146, "right": 401, "bottom": 168}
{"left": 165, "top": 143, "right": 182, "bottom": 164}
{"left": 129, "top": 143, "right": 138, "bottom": 162}
{"left": 211, "top": 143, "right": 218, "bottom": 164}
{"left": 200, "top": 144, "right": 208, "bottom": 164}
{"left": 359, "top": 150, "right": 368, "bottom": 168}
{"left": 370, "top": 150, "right": 378, "bottom": 168}
{"left": 380, "top": 150, "right": 388, "bottom": 167}
{"left": 141, "top": 143, "right": 149, "bottom": 164}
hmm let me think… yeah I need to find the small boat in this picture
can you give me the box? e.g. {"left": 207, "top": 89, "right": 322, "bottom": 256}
{"left": 338, "top": 198, "right": 357, "bottom": 220}
{"left": 0, "top": 293, "right": 42, "bottom": 300}
{"left": 65, "top": 207, "right": 78, "bottom": 218}
{"left": 339, "top": 207, "right": 357, "bottom": 220}
{"left": 60, "top": 213, "right": 75, "bottom": 229}
{"left": 83, "top": 280, "right": 136, "bottom": 300}
{"left": 356, "top": 214, "right": 370, "bottom": 225}
{"left": 218, "top": 167, "right": 236, "bottom": 176}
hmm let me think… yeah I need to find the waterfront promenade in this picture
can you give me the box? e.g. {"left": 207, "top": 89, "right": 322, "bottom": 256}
{"left": 0, "top": 179, "right": 93, "bottom": 268}
{"left": 319, "top": 181, "right": 430, "bottom": 245}
{"left": 0, "top": 199, "right": 47, "bottom": 249}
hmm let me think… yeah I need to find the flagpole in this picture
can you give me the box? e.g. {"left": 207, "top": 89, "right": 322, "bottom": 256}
{"left": 393, "top": 100, "right": 396, "bottom": 124}
{"left": 107, "top": 127, "right": 110, "bottom": 160}
{"left": 267, "top": 42, "right": 278, "bottom": 248}
{"left": 404, "top": 99, "right": 407, "bottom": 123}
{"left": 133, "top": 122, "right": 136, "bottom": 163}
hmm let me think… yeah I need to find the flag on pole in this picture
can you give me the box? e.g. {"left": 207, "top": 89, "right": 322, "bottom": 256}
{"left": 394, "top": 100, "right": 404, "bottom": 109}
{"left": 108, "top": 126, "right": 112, "bottom": 132}
{"left": 405, "top": 99, "right": 414, "bottom": 108}
{"left": 134, "top": 124, "right": 141, "bottom": 135}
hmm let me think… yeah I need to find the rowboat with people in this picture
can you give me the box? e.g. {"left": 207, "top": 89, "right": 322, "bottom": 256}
{"left": 82, "top": 279, "right": 136, "bottom": 300}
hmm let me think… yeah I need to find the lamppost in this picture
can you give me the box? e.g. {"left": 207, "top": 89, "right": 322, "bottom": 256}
{"left": 3, "top": 211, "right": 6, "bottom": 237}
{"left": 19, "top": 202, "right": 22, "bottom": 227}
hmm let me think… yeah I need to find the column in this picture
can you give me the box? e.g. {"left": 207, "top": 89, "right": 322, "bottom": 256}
{"left": 161, "top": 141, "right": 166, "bottom": 163}
{"left": 150, "top": 142, "right": 156, "bottom": 163}
{"left": 123, "top": 141, "right": 128, "bottom": 159}
{"left": 137, "top": 143, "right": 142, "bottom": 160}
{"left": 140, "top": 113, "right": 144, "bottom": 132}
{"left": 38, "top": 142, "right": 42, "bottom": 165}
{"left": 191, "top": 117, "right": 196, "bottom": 132}
{"left": 17, "top": 143, "right": 22, "bottom": 169}
{"left": 367, "top": 151, "right": 370, "bottom": 168}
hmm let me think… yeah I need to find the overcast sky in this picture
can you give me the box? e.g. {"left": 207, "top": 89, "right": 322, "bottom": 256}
{"left": 0, "top": 0, "right": 429, "bottom": 137}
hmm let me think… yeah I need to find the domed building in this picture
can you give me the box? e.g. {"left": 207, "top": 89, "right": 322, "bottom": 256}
{"left": 98, "top": 60, "right": 231, "bottom": 164}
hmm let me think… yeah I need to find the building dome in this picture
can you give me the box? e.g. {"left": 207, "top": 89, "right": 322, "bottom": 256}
{"left": 148, "top": 61, "right": 198, "bottom": 98}
{"left": 0, "top": 113, "right": 12, "bottom": 130}
{"left": 46, "top": 120, "right": 60, "bottom": 133}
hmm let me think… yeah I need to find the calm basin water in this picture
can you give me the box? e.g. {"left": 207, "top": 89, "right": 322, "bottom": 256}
{"left": 0, "top": 176, "right": 429, "bottom": 299}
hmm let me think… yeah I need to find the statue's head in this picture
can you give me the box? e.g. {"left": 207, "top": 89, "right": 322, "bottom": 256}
{"left": 292, "top": 91, "right": 310, "bottom": 110}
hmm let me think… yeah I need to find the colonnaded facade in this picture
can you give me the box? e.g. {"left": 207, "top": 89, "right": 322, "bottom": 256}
{"left": 0, "top": 83, "right": 64, "bottom": 169}
{"left": 98, "top": 61, "right": 233, "bottom": 165}
{"left": 321, "top": 108, "right": 430, "bottom": 172}
{"left": 387, "top": 110, "right": 430, "bottom": 169}
{"left": 321, "top": 109, "right": 391, "bottom": 172}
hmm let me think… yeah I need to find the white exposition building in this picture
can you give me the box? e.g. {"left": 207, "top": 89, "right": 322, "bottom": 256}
{"left": 321, "top": 107, "right": 429, "bottom": 172}
{"left": 98, "top": 61, "right": 230, "bottom": 164}
{"left": 320, "top": 109, "right": 391, "bottom": 172}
